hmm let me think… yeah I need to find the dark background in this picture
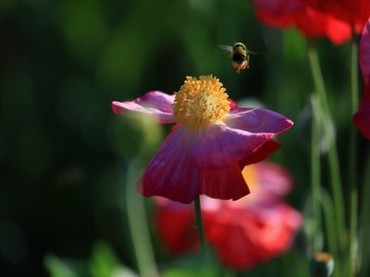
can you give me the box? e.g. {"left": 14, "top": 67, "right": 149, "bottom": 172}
{"left": 0, "top": 1, "right": 360, "bottom": 276}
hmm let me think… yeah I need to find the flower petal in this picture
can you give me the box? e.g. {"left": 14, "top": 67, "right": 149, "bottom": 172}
{"left": 139, "top": 126, "right": 249, "bottom": 203}
{"left": 253, "top": 0, "right": 354, "bottom": 45}
{"left": 239, "top": 139, "right": 281, "bottom": 166}
{"left": 204, "top": 203, "right": 302, "bottom": 269}
{"left": 153, "top": 160, "right": 302, "bottom": 269}
{"left": 353, "top": 88, "right": 370, "bottom": 139}
{"left": 227, "top": 108, "right": 293, "bottom": 133}
{"left": 252, "top": 0, "right": 304, "bottom": 28}
{"left": 139, "top": 126, "right": 200, "bottom": 203}
{"left": 360, "top": 17, "right": 370, "bottom": 86}
{"left": 112, "top": 91, "right": 175, "bottom": 124}
{"left": 154, "top": 197, "right": 197, "bottom": 253}
{"left": 200, "top": 163, "right": 250, "bottom": 201}
{"left": 307, "top": 0, "right": 370, "bottom": 31}
{"left": 193, "top": 108, "right": 293, "bottom": 168}
{"left": 296, "top": 7, "right": 351, "bottom": 45}
{"left": 243, "top": 161, "right": 293, "bottom": 205}
{"left": 354, "top": 18, "right": 370, "bottom": 139}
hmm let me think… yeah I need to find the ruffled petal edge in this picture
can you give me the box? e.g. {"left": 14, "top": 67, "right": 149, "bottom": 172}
{"left": 139, "top": 126, "right": 250, "bottom": 203}
{"left": 112, "top": 91, "right": 175, "bottom": 124}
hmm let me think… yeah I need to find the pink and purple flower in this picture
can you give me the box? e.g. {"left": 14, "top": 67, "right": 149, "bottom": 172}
{"left": 112, "top": 75, "right": 293, "bottom": 203}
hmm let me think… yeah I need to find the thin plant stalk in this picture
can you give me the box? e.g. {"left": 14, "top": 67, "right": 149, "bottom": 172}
{"left": 126, "top": 159, "right": 160, "bottom": 277}
{"left": 310, "top": 94, "right": 322, "bottom": 254}
{"left": 348, "top": 32, "right": 359, "bottom": 276}
{"left": 307, "top": 42, "right": 345, "bottom": 275}
{"left": 321, "top": 190, "right": 338, "bottom": 272}
{"left": 194, "top": 196, "right": 207, "bottom": 260}
{"left": 359, "top": 146, "right": 370, "bottom": 276}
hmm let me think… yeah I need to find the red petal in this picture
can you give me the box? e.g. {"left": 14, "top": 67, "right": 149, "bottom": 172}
{"left": 253, "top": 0, "right": 353, "bottom": 44}
{"left": 154, "top": 198, "right": 196, "bottom": 253}
{"left": 252, "top": 0, "right": 304, "bottom": 28}
{"left": 204, "top": 203, "right": 302, "bottom": 269}
{"left": 353, "top": 107, "right": 370, "bottom": 139}
{"left": 200, "top": 163, "right": 250, "bottom": 201}
{"left": 252, "top": 0, "right": 303, "bottom": 15}
{"left": 307, "top": 0, "right": 370, "bottom": 29}
{"left": 296, "top": 7, "right": 351, "bottom": 45}
{"left": 239, "top": 139, "right": 281, "bottom": 167}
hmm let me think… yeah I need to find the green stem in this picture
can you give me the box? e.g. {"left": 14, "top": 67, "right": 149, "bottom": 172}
{"left": 194, "top": 196, "right": 207, "bottom": 259}
{"left": 126, "top": 160, "right": 160, "bottom": 277}
{"left": 310, "top": 94, "right": 322, "bottom": 254}
{"left": 359, "top": 146, "right": 370, "bottom": 276}
{"left": 348, "top": 33, "right": 359, "bottom": 276}
{"left": 307, "top": 42, "right": 345, "bottom": 273}
{"left": 321, "top": 190, "right": 338, "bottom": 266}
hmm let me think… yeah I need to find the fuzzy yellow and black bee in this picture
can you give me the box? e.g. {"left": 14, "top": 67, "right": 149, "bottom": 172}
{"left": 219, "top": 42, "right": 250, "bottom": 73}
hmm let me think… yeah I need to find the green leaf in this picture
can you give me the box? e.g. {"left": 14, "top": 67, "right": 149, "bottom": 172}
{"left": 44, "top": 254, "right": 89, "bottom": 277}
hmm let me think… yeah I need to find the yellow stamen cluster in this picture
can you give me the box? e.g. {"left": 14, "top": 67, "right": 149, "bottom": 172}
{"left": 173, "top": 75, "right": 230, "bottom": 129}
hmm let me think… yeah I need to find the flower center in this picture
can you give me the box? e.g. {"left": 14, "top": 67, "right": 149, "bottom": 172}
{"left": 173, "top": 75, "right": 230, "bottom": 129}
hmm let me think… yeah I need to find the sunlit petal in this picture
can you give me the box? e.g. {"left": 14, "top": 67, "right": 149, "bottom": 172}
{"left": 112, "top": 91, "right": 175, "bottom": 124}
{"left": 193, "top": 109, "right": 292, "bottom": 168}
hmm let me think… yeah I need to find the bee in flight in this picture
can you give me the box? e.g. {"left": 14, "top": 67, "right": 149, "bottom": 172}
{"left": 219, "top": 42, "right": 251, "bottom": 73}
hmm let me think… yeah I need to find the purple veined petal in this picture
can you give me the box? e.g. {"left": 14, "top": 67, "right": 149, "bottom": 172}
{"left": 139, "top": 125, "right": 249, "bottom": 203}
{"left": 200, "top": 163, "right": 250, "bottom": 201}
{"left": 360, "top": 17, "right": 370, "bottom": 86}
{"left": 112, "top": 91, "right": 176, "bottom": 124}
{"left": 193, "top": 125, "right": 272, "bottom": 167}
{"left": 192, "top": 108, "right": 293, "bottom": 167}
{"left": 139, "top": 126, "right": 201, "bottom": 203}
{"left": 227, "top": 107, "right": 293, "bottom": 133}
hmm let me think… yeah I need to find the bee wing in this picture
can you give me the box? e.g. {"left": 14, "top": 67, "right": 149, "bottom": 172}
{"left": 218, "top": 45, "right": 233, "bottom": 54}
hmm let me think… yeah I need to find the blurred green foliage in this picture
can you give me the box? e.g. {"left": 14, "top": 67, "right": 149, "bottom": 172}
{"left": 0, "top": 0, "right": 361, "bottom": 276}
{"left": 45, "top": 241, "right": 138, "bottom": 277}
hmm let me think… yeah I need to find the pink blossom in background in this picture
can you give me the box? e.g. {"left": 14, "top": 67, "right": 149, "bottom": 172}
{"left": 155, "top": 161, "right": 302, "bottom": 269}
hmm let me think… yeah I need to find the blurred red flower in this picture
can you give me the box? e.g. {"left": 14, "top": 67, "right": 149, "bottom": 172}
{"left": 252, "top": 0, "right": 355, "bottom": 44}
{"left": 154, "top": 161, "right": 302, "bottom": 269}
{"left": 251, "top": 0, "right": 304, "bottom": 27}
{"left": 307, "top": 0, "right": 370, "bottom": 32}
{"left": 353, "top": 17, "right": 370, "bottom": 139}
{"left": 112, "top": 76, "right": 293, "bottom": 203}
